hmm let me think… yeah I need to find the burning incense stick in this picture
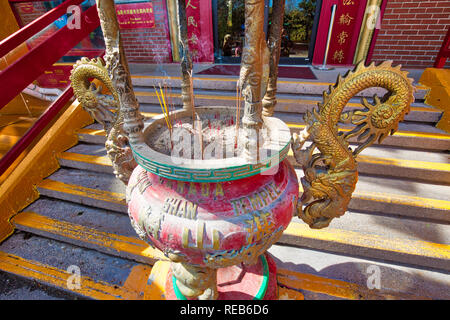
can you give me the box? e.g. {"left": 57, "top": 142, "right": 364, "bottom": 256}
{"left": 163, "top": 81, "right": 174, "bottom": 150}
{"left": 169, "top": 82, "right": 176, "bottom": 125}
{"left": 154, "top": 85, "right": 172, "bottom": 132}
{"left": 235, "top": 82, "right": 241, "bottom": 151}
{"left": 159, "top": 83, "right": 170, "bottom": 126}
{"left": 187, "top": 70, "right": 195, "bottom": 130}
{"left": 164, "top": 81, "right": 175, "bottom": 132}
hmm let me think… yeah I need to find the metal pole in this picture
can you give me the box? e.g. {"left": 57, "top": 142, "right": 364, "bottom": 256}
{"left": 314, "top": 4, "right": 337, "bottom": 71}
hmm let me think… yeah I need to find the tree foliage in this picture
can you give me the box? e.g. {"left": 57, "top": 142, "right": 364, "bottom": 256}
{"left": 283, "top": 0, "right": 316, "bottom": 43}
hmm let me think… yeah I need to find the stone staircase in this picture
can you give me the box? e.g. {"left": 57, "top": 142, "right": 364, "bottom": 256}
{"left": 1, "top": 73, "right": 449, "bottom": 300}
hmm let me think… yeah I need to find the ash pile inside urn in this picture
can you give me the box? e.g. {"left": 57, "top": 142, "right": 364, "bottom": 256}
{"left": 147, "top": 112, "right": 272, "bottom": 160}
{"left": 148, "top": 114, "right": 245, "bottom": 159}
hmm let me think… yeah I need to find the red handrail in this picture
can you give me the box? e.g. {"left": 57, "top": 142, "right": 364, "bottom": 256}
{"left": 434, "top": 27, "right": 450, "bottom": 68}
{"left": 0, "top": 4, "right": 99, "bottom": 109}
{"left": 0, "top": 86, "right": 74, "bottom": 177}
{"left": 0, "top": 0, "right": 84, "bottom": 58}
{"left": 0, "top": 2, "right": 101, "bottom": 177}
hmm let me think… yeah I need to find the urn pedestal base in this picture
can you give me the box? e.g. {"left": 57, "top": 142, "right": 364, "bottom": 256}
{"left": 165, "top": 253, "right": 278, "bottom": 300}
{"left": 143, "top": 257, "right": 305, "bottom": 300}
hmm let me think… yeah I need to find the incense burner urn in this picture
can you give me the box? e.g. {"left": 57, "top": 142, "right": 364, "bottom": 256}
{"left": 69, "top": 0, "right": 416, "bottom": 302}
{"left": 126, "top": 107, "right": 298, "bottom": 300}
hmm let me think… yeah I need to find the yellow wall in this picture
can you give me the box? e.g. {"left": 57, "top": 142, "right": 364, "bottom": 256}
{"left": 419, "top": 68, "right": 450, "bottom": 133}
{"left": 0, "top": 0, "right": 19, "bottom": 41}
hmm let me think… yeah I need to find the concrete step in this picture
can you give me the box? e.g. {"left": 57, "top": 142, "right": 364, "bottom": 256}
{"left": 0, "top": 270, "right": 75, "bottom": 300}
{"left": 271, "top": 244, "right": 450, "bottom": 300}
{"left": 9, "top": 199, "right": 450, "bottom": 299}
{"left": 0, "top": 232, "right": 150, "bottom": 300}
{"left": 60, "top": 139, "right": 450, "bottom": 185}
{"left": 0, "top": 223, "right": 407, "bottom": 300}
{"left": 77, "top": 108, "right": 450, "bottom": 152}
{"left": 130, "top": 74, "right": 429, "bottom": 100}
{"left": 53, "top": 144, "right": 450, "bottom": 221}
{"left": 16, "top": 187, "right": 450, "bottom": 275}
{"left": 34, "top": 167, "right": 450, "bottom": 271}
{"left": 37, "top": 177, "right": 127, "bottom": 213}
{"left": 11, "top": 207, "right": 164, "bottom": 266}
{"left": 132, "top": 87, "right": 439, "bottom": 124}
{"left": 39, "top": 165, "right": 450, "bottom": 223}
{"left": 280, "top": 214, "right": 450, "bottom": 272}
{"left": 341, "top": 146, "right": 450, "bottom": 185}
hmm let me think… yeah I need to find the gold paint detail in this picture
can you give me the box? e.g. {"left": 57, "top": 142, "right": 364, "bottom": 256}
{"left": 162, "top": 197, "right": 198, "bottom": 220}
{"left": 137, "top": 171, "right": 152, "bottom": 193}
{"left": 204, "top": 226, "right": 284, "bottom": 268}
{"left": 353, "top": 0, "right": 382, "bottom": 64}
{"left": 230, "top": 182, "right": 283, "bottom": 215}
{"left": 181, "top": 221, "right": 220, "bottom": 251}
{"left": 244, "top": 211, "right": 274, "bottom": 244}
{"left": 196, "top": 220, "right": 205, "bottom": 249}
{"left": 215, "top": 183, "right": 224, "bottom": 197}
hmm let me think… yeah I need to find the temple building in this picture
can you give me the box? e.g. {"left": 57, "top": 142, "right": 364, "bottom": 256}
{"left": 5, "top": 0, "right": 450, "bottom": 68}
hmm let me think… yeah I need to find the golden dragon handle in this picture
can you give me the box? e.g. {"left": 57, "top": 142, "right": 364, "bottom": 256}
{"left": 70, "top": 57, "right": 118, "bottom": 131}
{"left": 70, "top": 0, "right": 144, "bottom": 184}
{"left": 70, "top": 57, "right": 137, "bottom": 185}
{"left": 292, "top": 61, "right": 415, "bottom": 229}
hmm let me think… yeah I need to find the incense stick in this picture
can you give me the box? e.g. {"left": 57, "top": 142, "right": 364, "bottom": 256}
{"left": 169, "top": 82, "right": 175, "bottom": 125}
{"left": 188, "top": 70, "right": 195, "bottom": 130}
{"left": 163, "top": 81, "right": 174, "bottom": 150}
{"left": 154, "top": 85, "right": 171, "bottom": 131}
{"left": 159, "top": 83, "right": 170, "bottom": 126}
{"left": 235, "top": 82, "right": 241, "bottom": 151}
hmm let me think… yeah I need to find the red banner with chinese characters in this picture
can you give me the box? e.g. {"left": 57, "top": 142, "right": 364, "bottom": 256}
{"left": 185, "top": 0, "right": 214, "bottom": 63}
{"left": 313, "top": 0, "right": 367, "bottom": 65}
{"left": 116, "top": 2, "right": 155, "bottom": 29}
{"left": 17, "top": 2, "right": 35, "bottom": 14}
{"left": 35, "top": 65, "right": 72, "bottom": 88}
{"left": 326, "top": 0, "right": 367, "bottom": 65}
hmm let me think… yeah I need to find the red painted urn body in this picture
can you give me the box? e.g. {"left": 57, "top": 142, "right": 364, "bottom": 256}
{"left": 125, "top": 107, "right": 297, "bottom": 299}
{"left": 127, "top": 159, "right": 298, "bottom": 269}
